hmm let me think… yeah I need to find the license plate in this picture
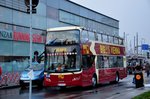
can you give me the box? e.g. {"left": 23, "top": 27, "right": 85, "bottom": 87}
{"left": 58, "top": 83, "right": 66, "bottom": 86}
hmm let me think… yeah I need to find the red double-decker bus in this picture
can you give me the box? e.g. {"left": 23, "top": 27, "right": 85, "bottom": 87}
{"left": 44, "top": 26, "right": 127, "bottom": 88}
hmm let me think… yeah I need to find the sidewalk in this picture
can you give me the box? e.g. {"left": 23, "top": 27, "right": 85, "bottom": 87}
{"left": 112, "top": 72, "right": 150, "bottom": 99}
{"left": 0, "top": 72, "right": 20, "bottom": 89}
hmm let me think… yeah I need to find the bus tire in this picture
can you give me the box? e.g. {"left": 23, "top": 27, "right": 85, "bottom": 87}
{"left": 92, "top": 75, "right": 97, "bottom": 88}
{"left": 115, "top": 73, "right": 119, "bottom": 83}
{"left": 37, "top": 80, "right": 44, "bottom": 89}
{"left": 60, "top": 86, "right": 66, "bottom": 90}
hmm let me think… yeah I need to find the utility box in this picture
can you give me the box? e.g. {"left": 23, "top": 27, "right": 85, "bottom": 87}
{"left": 135, "top": 72, "right": 144, "bottom": 88}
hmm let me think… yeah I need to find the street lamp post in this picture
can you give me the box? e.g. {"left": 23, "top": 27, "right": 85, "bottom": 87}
{"left": 29, "top": 0, "right": 32, "bottom": 99}
{"left": 24, "top": 0, "right": 39, "bottom": 99}
{"left": 141, "top": 38, "right": 146, "bottom": 55}
{"left": 124, "top": 32, "right": 129, "bottom": 55}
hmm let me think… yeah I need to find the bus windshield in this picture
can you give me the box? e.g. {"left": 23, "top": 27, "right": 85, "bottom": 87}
{"left": 45, "top": 52, "right": 80, "bottom": 72}
{"left": 46, "top": 30, "right": 79, "bottom": 45}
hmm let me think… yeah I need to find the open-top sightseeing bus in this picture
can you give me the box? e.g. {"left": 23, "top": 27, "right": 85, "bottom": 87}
{"left": 44, "top": 26, "right": 127, "bottom": 88}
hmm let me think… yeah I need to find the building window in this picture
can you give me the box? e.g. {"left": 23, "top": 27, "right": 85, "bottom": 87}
{"left": 0, "top": 23, "right": 12, "bottom": 30}
{"left": 47, "top": 6, "right": 58, "bottom": 20}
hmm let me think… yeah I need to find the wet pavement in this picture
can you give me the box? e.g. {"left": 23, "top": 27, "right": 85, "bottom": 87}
{"left": 0, "top": 73, "right": 150, "bottom": 99}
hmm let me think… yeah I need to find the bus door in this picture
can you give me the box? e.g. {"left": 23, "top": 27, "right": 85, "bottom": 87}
{"left": 117, "top": 56, "right": 126, "bottom": 78}
{"left": 82, "top": 55, "right": 95, "bottom": 86}
{"left": 98, "top": 56, "right": 111, "bottom": 83}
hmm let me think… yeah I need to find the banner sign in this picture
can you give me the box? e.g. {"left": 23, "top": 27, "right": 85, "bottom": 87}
{"left": 0, "top": 29, "right": 13, "bottom": 40}
{"left": 81, "top": 43, "right": 125, "bottom": 55}
{"left": 95, "top": 43, "right": 125, "bottom": 55}
{"left": 13, "top": 32, "right": 44, "bottom": 43}
{"left": 0, "top": 29, "right": 45, "bottom": 43}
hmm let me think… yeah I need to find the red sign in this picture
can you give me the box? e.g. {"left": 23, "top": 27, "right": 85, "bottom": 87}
{"left": 13, "top": 32, "right": 44, "bottom": 43}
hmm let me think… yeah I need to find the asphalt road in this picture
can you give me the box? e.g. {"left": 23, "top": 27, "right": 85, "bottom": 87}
{"left": 0, "top": 74, "right": 150, "bottom": 99}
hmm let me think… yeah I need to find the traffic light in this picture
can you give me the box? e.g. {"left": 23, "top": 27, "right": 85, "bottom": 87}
{"left": 24, "top": 0, "right": 39, "bottom": 14}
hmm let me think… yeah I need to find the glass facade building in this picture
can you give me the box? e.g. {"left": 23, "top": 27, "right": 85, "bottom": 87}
{"left": 0, "top": 0, "right": 119, "bottom": 73}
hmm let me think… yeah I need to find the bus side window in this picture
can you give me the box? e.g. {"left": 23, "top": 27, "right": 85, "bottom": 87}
{"left": 87, "top": 55, "right": 95, "bottom": 67}
{"left": 104, "top": 56, "right": 109, "bottom": 68}
{"left": 82, "top": 55, "right": 95, "bottom": 69}
{"left": 113, "top": 57, "right": 118, "bottom": 67}
{"left": 82, "top": 56, "right": 87, "bottom": 69}
{"left": 97, "top": 56, "right": 104, "bottom": 68}
{"left": 109, "top": 56, "right": 114, "bottom": 68}
{"left": 117, "top": 56, "right": 123, "bottom": 67}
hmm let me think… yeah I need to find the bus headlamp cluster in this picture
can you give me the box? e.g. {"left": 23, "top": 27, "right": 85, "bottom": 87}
{"left": 46, "top": 74, "right": 50, "bottom": 78}
{"left": 48, "top": 52, "right": 77, "bottom": 56}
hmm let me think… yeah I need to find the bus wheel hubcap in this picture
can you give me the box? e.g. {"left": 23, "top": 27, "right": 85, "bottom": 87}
{"left": 116, "top": 75, "right": 119, "bottom": 81}
{"left": 92, "top": 77, "right": 96, "bottom": 86}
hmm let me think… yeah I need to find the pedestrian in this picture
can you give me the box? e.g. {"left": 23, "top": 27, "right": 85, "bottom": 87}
{"left": 33, "top": 51, "right": 41, "bottom": 63}
{"left": 135, "top": 63, "right": 143, "bottom": 72}
{"left": 145, "top": 62, "right": 150, "bottom": 77}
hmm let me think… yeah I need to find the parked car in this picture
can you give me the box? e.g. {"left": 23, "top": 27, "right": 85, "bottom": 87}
{"left": 20, "top": 62, "right": 44, "bottom": 88}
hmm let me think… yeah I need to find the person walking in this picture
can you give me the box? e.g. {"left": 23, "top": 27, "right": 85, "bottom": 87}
{"left": 134, "top": 63, "right": 143, "bottom": 72}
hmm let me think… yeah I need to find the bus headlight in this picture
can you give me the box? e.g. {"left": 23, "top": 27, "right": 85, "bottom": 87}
{"left": 46, "top": 74, "right": 50, "bottom": 78}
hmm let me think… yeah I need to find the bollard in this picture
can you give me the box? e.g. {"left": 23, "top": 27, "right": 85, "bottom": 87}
{"left": 135, "top": 71, "right": 144, "bottom": 88}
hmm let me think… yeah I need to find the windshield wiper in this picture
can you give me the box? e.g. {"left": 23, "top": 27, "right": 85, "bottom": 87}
{"left": 51, "top": 38, "right": 58, "bottom": 44}
{"left": 47, "top": 38, "right": 58, "bottom": 45}
{"left": 63, "top": 39, "right": 68, "bottom": 44}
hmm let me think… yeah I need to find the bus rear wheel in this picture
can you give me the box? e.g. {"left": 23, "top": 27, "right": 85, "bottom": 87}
{"left": 92, "top": 76, "right": 97, "bottom": 87}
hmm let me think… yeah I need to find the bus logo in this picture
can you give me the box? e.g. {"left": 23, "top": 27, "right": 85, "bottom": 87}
{"left": 58, "top": 74, "right": 64, "bottom": 79}
{"left": 83, "top": 45, "right": 90, "bottom": 54}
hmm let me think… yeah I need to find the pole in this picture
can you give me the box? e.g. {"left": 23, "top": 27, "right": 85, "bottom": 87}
{"left": 136, "top": 33, "right": 138, "bottom": 55}
{"left": 130, "top": 40, "right": 132, "bottom": 54}
{"left": 126, "top": 34, "right": 128, "bottom": 55}
{"left": 141, "top": 39, "right": 143, "bottom": 55}
{"left": 134, "top": 36, "right": 135, "bottom": 54}
{"left": 29, "top": 0, "right": 32, "bottom": 99}
{"left": 124, "top": 32, "right": 129, "bottom": 55}
{"left": 141, "top": 38, "right": 145, "bottom": 56}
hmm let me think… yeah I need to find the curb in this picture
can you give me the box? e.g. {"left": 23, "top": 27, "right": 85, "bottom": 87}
{"left": 0, "top": 85, "right": 20, "bottom": 90}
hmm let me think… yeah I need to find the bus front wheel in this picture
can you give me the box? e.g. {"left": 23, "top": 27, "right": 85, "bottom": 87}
{"left": 115, "top": 73, "right": 119, "bottom": 83}
{"left": 92, "top": 76, "right": 97, "bottom": 87}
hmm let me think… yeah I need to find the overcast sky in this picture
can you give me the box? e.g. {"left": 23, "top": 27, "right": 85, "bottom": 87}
{"left": 71, "top": 0, "right": 150, "bottom": 47}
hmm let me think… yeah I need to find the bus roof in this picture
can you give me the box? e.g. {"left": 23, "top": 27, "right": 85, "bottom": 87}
{"left": 47, "top": 26, "right": 83, "bottom": 32}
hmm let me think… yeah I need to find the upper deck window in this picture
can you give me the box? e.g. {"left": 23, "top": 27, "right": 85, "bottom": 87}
{"left": 102, "top": 34, "right": 108, "bottom": 43}
{"left": 88, "top": 31, "right": 96, "bottom": 41}
{"left": 46, "top": 30, "right": 79, "bottom": 45}
{"left": 81, "top": 30, "right": 89, "bottom": 43}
